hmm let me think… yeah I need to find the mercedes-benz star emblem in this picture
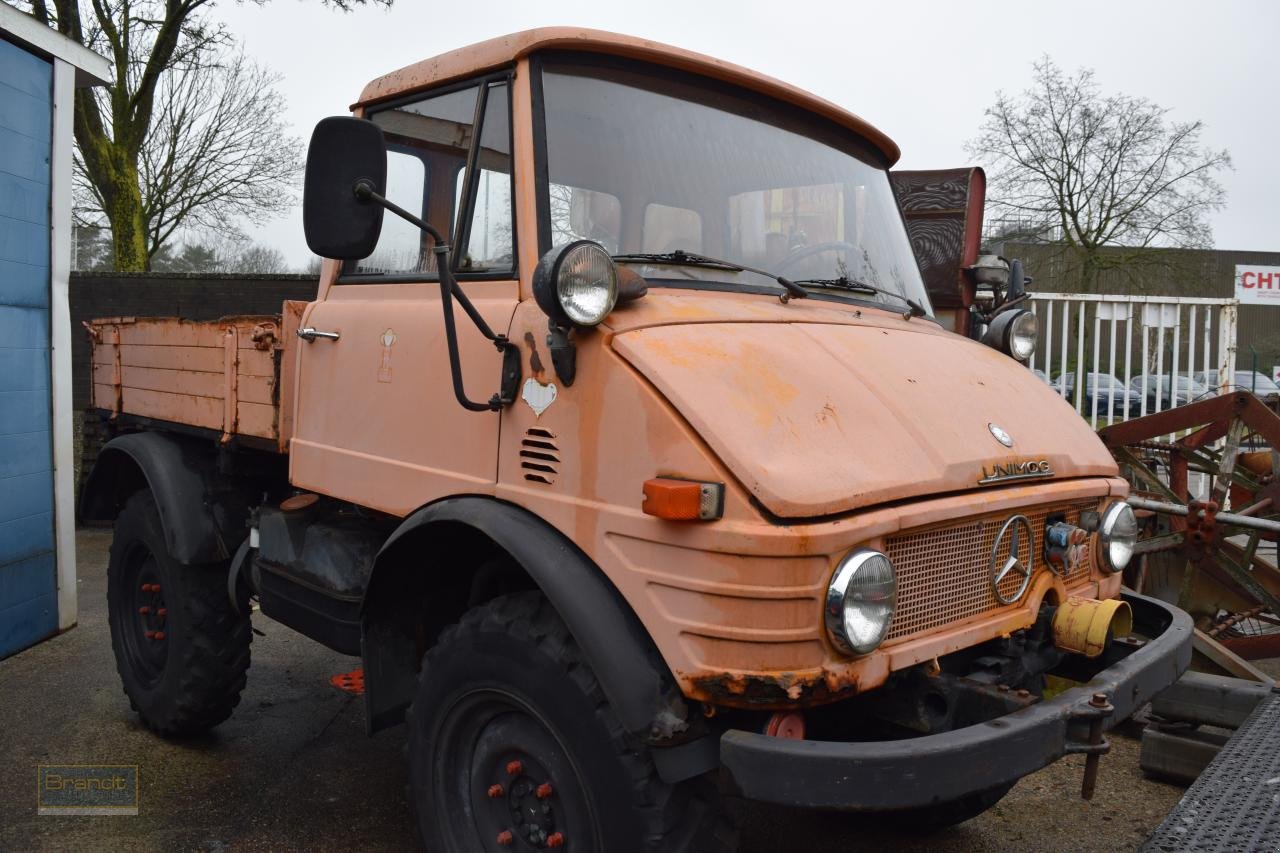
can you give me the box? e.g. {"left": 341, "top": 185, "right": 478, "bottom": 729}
{"left": 990, "top": 514, "right": 1034, "bottom": 604}
{"left": 989, "top": 423, "right": 1014, "bottom": 447}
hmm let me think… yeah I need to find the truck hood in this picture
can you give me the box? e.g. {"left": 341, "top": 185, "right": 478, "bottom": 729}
{"left": 612, "top": 320, "right": 1117, "bottom": 519}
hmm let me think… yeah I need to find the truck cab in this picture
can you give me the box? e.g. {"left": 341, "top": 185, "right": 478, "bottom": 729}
{"left": 81, "top": 28, "right": 1191, "bottom": 852}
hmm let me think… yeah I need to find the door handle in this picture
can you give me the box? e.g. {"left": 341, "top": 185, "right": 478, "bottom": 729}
{"left": 297, "top": 327, "right": 340, "bottom": 342}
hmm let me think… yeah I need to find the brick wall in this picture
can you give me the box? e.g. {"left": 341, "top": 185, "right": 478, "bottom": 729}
{"left": 70, "top": 272, "right": 320, "bottom": 497}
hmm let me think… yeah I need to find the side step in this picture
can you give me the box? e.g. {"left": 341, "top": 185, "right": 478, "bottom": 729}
{"left": 1142, "top": 689, "right": 1280, "bottom": 852}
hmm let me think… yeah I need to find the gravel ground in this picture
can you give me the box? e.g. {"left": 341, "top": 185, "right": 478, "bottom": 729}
{"left": 0, "top": 528, "right": 1192, "bottom": 851}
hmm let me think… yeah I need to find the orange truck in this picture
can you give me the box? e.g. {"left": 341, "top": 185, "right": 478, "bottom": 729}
{"left": 81, "top": 28, "right": 1191, "bottom": 851}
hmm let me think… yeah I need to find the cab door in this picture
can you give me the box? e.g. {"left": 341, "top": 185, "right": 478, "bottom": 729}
{"left": 291, "top": 77, "right": 519, "bottom": 516}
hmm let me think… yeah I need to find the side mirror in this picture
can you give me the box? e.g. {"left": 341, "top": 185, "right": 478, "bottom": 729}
{"left": 303, "top": 117, "right": 388, "bottom": 260}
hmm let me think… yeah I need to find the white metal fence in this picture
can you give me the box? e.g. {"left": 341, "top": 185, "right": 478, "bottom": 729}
{"left": 1027, "top": 293, "right": 1240, "bottom": 429}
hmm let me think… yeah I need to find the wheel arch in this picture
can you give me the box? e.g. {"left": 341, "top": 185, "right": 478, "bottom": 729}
{"left": 361, "top": 496, "right": 688, "bottom": 742}
{"left": 80, "top": 431, "right": 246, "bottom": 565}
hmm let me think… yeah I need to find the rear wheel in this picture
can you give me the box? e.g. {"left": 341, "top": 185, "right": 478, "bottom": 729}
{"left": 106, "top": 490, "right": 251, "bottom": 736}
{"left": 407, "top": 591, "right": 735, "bottom": 852}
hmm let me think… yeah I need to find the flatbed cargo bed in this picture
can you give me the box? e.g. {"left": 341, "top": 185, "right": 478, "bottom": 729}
{"left": 86, "top": 301, "right": 305, "bottom": 451}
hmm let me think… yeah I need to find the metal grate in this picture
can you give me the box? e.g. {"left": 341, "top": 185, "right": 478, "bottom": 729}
{"left": 520, "top": 427, "right": 560, "bottom": 485}
{"left": 1142, "top": 693, "right": 1280, "bottom": 852}
{"left": 884, "top": 499, "right": 1099, "bottom": 642}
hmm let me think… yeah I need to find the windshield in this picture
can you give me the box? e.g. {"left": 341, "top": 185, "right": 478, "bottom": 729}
{"left": 538, "top": 59, "right": 931, "bottom": 315}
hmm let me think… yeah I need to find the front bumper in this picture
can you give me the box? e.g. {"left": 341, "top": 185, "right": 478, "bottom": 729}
{"left": 719, "top": 592, "right": 1191, "bottom": 811}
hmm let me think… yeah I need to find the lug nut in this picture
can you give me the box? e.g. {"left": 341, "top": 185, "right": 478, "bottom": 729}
{"left": 144, "top": 630, "right": 156, "bottom": 640}
{"left": 536, "top": 782, "right": 553, "bottom": 799}
{"left": 547, "top": 832, "right": 565, "bottom": 848}
{"left": 138, "top": 606, "right": 150, "bottom": 615}
{"left": 153, "top": 631, "right": 166, "bottom": 641}
{"left": 1016, "top": 689, "right": 1031, "bottom": 698}
{"left": 488, "top": 784, "right": 504, "bottom": 798}
{"left": 496, "top": 830, "right": 513, "bottom": 846}
{"left": 506, "top": 760, "right": 523, "bottom": 776}
{"left": 157, "top": 608, "right": 168, "bottom": 619}
{"left": 1091, "top": 691, "right": 1108, "bottom": 707}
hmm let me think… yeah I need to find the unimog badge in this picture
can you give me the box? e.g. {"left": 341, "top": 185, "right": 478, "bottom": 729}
{"left": 978, "top": 459, "right": 1054, "bottom": 486}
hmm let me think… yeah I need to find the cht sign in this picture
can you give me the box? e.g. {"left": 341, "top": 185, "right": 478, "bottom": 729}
{"left": 1236, "top": 265, "right": 1280, "bottom": 306}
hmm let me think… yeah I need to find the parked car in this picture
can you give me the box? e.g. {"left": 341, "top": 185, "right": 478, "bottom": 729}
{"left": 1055, "top": 372, "right": 1143, "bottom": 416}
{"left": 1193, "top": 370, "right": 1279, "bottom": 399}
{"left": 1232, "top": 371, "right": 1280, "bottom": 398}
{"left": 1128, "top": 374, "right": 1210, "bottom": 411}
{"left": 1031, "top": 367, "right": 1052, "bottom": 384}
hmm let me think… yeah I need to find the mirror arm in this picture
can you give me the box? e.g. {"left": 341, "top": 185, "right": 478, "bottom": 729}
{"left": 354, "top": 180, "right": 520, "bottom": 412}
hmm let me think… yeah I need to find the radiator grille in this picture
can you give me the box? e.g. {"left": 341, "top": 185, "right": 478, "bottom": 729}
{"left": 884, "top": 499, "right": 1098, "bottom": 642}
{"left": 520, "top": 427, "right": 560, "bottom": 485}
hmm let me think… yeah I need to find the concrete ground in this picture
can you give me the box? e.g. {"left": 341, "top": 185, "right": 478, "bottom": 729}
{"left": 0, "top": 528, "right": 1188, "bottom": 852}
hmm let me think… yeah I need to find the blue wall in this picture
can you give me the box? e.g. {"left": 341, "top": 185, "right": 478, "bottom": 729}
{"left": 0, "top": 36, "right": 56, "bottom": 659}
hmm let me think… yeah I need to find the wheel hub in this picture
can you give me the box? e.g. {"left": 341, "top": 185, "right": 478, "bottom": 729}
{"left": 489, "top": 752, "right": 563, "bottom": 848}
{"left": 124, "top": 553, "right": 169, "bottom": 684}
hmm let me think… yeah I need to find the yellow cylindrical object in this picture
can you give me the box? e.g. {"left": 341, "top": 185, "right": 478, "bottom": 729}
{"left": 1052, "top": 597, "right": 1134, "bottom": 658}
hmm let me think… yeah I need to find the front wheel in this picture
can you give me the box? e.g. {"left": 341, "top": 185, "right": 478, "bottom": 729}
{"left": 106, "top": 490, "right": 251, "bottom": 736}
{"left": 406, "top": 592, "right": 735, "bottom": 852}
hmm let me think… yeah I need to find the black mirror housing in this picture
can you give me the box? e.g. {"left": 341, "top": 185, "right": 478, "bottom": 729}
{"left": 303, "top": 117, "right": 388, "bottom": 260}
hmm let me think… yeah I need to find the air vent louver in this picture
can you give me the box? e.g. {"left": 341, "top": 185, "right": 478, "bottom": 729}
{"left": 521, "top": 427, "right": 560, "bottom": 485}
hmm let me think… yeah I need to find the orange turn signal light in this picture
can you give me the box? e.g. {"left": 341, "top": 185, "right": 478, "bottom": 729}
{"left": 642, "top": 478, "right": 724, "bottom": 521}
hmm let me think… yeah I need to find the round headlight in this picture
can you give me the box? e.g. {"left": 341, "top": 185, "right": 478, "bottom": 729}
{"left": 981, "top": 308, "right": 1038, "bottom": 362}
{"left": 1008, "top": 311, "right": 1038, "bottom": 361}
{"left": 533, "top": 240, "right": 618, "bottom": 327}
{"left": 825, "top": 549, "right": 896, "bottom": 656}
{"left": 1098, "top": 501, "right": 1138, "bottom": 573}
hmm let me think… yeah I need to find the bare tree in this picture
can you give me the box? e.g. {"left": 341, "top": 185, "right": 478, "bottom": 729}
{"left": 227, "top": 243, "right": 288, "bottom": 274}
{"left": 133, "top": 50, "right": 299, "bottom": 260}
{"left": 22, "top": 0, "right": 389, "bottom": 271}
{"left": 968, "top": 57, "right": 1231, "bottom": 292}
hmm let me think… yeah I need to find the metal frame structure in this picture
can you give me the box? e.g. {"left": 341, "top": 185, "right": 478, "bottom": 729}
{"left": 1099, "top": 392, "right": 1280, "bottom": 659}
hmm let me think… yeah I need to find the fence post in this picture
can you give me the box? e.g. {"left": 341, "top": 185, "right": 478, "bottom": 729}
{"left": 1217, "top": 301, "right": 1239, "bottom": 390}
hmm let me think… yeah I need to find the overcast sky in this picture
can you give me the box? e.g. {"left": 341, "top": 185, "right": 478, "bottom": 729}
{"left": 211, "top": 0, "right": 1279, "bottom": 268}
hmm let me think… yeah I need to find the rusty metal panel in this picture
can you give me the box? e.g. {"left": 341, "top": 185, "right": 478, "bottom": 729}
{"left": 85, "top": 314, "right": 285, "bottom": 446}
{"left": 891, "top": 167, "right": 985, "bottom": 317}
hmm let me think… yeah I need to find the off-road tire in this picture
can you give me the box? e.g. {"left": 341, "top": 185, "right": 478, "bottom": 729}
{"left": 106, "top": 490, "right": 251, "bottom": 736}
{"left": 406, "top": 591, "right": 736, "bottom": 852}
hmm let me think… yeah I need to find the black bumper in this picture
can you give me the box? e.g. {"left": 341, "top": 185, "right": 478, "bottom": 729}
{"left": 719, "top": 592, "right": 1192, "bottom": 811}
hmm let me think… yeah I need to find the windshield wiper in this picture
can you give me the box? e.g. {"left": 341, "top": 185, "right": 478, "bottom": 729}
{"left": 790, "top": 276, "right": 927, "bottom": 321}
{"left": 612, "top": 250, "right": 809, "bottom": 302}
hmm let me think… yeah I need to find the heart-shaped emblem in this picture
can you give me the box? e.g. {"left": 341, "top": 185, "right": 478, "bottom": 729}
{"left": 522, "top": 378, "right": 558, "bottom": 417}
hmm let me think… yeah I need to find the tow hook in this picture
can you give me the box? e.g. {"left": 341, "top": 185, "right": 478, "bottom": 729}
{"left": 1067, "top": 691, "right": 1114, "bottom": 800}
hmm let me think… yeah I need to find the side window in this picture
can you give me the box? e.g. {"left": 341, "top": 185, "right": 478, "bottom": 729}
{"left": 460, "top": 82, "right": 514, "bottom": 272}
{"left": 351, "top": 85, "right": 479, "bottom": 276}
{"left": 548, "top": 184, "right": 621, "bottom": 252}
{"left": 643, "top": 203, "right": 702, "bottom": 253}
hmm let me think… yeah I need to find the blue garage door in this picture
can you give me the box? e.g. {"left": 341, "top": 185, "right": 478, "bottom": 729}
{"left": 0, "top": 37, "right": 56, "bottom": 658}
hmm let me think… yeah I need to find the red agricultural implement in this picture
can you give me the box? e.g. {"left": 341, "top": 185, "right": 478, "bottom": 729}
{"left": 1099, "top": 392, "right": 1280, "bottom": 670}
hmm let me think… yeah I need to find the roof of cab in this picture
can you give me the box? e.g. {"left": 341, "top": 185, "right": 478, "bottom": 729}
{"left": 354, "top": 27, "right": 900, "bottom": 165}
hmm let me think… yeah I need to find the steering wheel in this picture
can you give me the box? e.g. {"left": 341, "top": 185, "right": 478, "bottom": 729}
{"left": 773, "top": 241, "right": 860, "bottom": 274}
